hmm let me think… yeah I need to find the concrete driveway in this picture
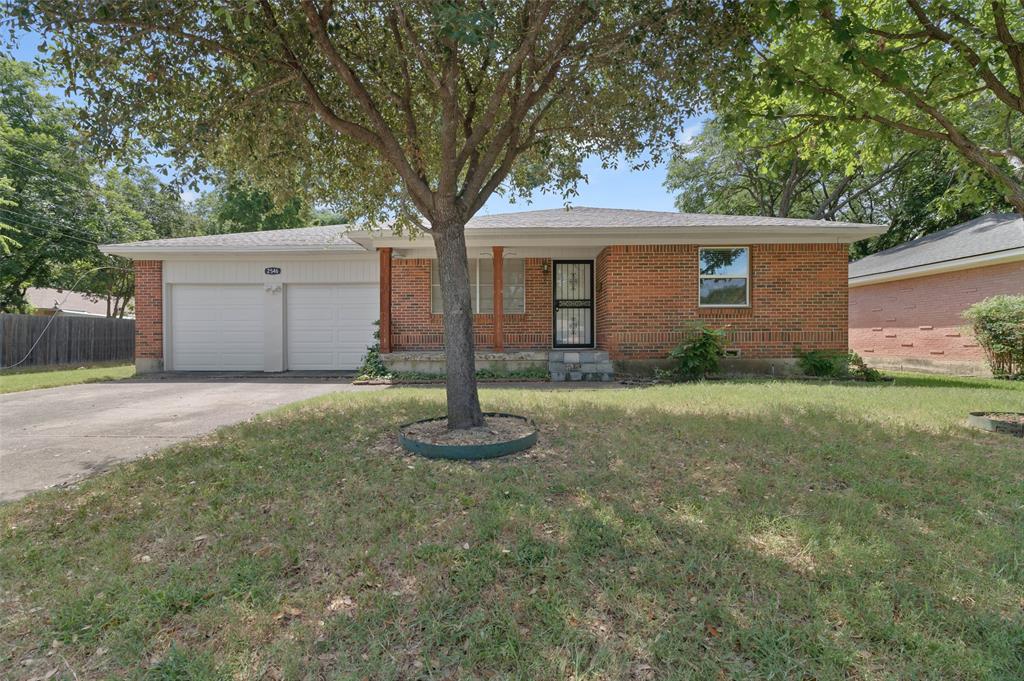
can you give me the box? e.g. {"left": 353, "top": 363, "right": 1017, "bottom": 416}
{"left": 0, "top": 375, "right": 383, "bottom": 502}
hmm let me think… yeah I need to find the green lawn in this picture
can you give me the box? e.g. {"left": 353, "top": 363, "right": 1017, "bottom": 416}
{"left": 2, "top": 376, "right": 1022, "bottom": 679}
{"left": 0, "top": 363, "right": 135, "bottom": 394}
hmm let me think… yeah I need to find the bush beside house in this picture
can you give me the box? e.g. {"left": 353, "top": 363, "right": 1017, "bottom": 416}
{"left": 963, "top": 295, "right": 1024, "bottom": 379}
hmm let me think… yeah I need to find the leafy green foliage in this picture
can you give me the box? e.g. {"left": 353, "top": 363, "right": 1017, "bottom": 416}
{"left": 666, "top": 120, "right": 1009, "bottom": 258}
{"left": 848, "top": 352, "right": 883, "bottom": 382}
{"left": 191, "top": 179, "right": 312, "bottom": 234}
{"left": 848, "top": 148, "right": 1010, "bottom": 258}
{"left": 798, "top": 350, "right": 883, "bottom": 382}
{"left": 355, "top": 322, "right": 391, "bottom": 380}
{"left": 0, "top": 58, "right": 202, "bottom": 313}
{"left": 667, "top": 323, "right": 727, "bottom": 380}
{"left": 719, "top": 1, "right": 1024, "bottom": 213}
{"left": 797, "top": 350, "right": 849, "bottom": 378}
{"left": 10, "top": 2, "right": 751, "bottom": 229}
{"left": 9, "top": 0, "right": 751, "bottom": 424}
{"left": 963, "top": 295, "right": 1024, "bottom": 378}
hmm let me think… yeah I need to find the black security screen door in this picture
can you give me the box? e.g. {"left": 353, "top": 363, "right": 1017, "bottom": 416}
{"left": 553, "top": 261, "right": 594, "bottom": 348}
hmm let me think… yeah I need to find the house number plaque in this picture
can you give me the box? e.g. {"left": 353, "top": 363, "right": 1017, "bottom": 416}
{"left": 264, "top": 267, "right": 281, "bottom": 275}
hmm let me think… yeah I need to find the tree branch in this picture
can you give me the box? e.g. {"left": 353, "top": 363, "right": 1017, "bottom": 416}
{"left": 298, "top": 0, "right": 434, "bottom": 215}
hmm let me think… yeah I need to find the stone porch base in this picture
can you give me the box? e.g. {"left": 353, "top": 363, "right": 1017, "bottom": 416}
{"left": 548, "top": 350, "right": 614, "bottom": 382}
{"left": 381, "top": 350, "right": 549, "bottom": 375}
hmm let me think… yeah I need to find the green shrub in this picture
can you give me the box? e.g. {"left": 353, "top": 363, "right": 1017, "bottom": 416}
{"left": 356, "top": 321, "right": 391, "bottom": 379}
{"left": 797, "top": 350, "right": 849, "bottom": 378}
{"left": 798, "top": 350, "right": 883, "bottom": 382}
{"left": 848, "top": 352, "right": 883, "bottom": 382}
{"left": 667, "top": 323, "right": 726, "bottom": 380}
{"left": 963, "top": 295, "right": 1024, "bottom": 378}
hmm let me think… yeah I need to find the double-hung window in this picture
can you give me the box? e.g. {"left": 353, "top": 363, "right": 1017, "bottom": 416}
{"left": 431, "top": 259, "right": 526, "bottom": 314}
{"left": 698, "top": 247, "right": 749, "bottom": 307}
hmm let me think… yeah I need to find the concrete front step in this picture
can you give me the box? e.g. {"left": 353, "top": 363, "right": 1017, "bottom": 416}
{"left": 548, "top": 349, "right": 614, "bottom": 382}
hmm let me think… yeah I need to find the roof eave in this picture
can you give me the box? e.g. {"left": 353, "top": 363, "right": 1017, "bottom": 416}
{"left": 848, "top": 246, "right": 1024, "bottom": 286}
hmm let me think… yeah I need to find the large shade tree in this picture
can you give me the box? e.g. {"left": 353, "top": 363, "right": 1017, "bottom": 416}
{"left": 10, "top": 1, "right": 748, "bottom": 428}
{"left": 724, "top": 0, "right": 1024, "bottom": 213}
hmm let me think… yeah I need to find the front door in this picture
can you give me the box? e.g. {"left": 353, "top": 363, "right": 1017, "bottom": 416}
{"left": 553, "top": 260, "right": 594, "bottom": 348}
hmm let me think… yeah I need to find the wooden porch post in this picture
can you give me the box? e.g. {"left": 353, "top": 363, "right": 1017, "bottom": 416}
{"left": 379, "top": 247, "right": 392, "bottom": 353}
{"left": 493, "top": 246, "right": 504, "bottom": 352}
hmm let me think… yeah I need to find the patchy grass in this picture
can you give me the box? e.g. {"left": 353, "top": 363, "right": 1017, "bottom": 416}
{"left": 1, "top": 376, "right": 1022, "bottom": 679}
{"left": 0, "top": 363, "right": 134, "bottom": 394}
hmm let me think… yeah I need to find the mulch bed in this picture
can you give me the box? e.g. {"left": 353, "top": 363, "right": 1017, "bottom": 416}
{"left": 984, "top": 413, "right": 1024, "bottom": 425}
{"left": 401, "top": 415, "right": 535, "bottom": 446}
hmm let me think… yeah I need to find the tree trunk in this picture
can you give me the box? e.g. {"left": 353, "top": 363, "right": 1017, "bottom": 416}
{"left": 432, "top": 221, "right": 485, "bottom": 430}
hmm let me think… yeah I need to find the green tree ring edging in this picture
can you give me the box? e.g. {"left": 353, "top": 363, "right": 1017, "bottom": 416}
{"left": 399, "top": 413, "right": 538, "bottom": 460}
{"left": 966, "top": 412, "right": 1024, "bottom": 438}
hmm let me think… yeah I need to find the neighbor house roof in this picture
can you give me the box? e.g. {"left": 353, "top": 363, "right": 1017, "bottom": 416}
{"left": 848, "top": 213, "right": 1024, "bottom": 286}
{"left": 24, "top": 287, "right": 131, "bottom": 318}
{"left": 101, "top": 207, "right": 887, "bottom": 258}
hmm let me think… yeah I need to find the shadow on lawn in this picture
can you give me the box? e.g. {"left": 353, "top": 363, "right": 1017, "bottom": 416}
{"left": 2, "top": 391, "right": 1021, "bottom": 679}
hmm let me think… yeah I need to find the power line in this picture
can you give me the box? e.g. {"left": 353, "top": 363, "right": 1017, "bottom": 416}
{"left": 0, "top": 214, "right": 104, "bottom": 247}
{"left": 0, "top": 132, "right": 79, "bottom": 158}
{"left": 0, "top": 265, "right": 134, "bottom": 371}
{"left": 0, "top": 153, "right": 99, "bottom": 198}
{"left": 0, "top": 207, "right": 111, "bottom": 242}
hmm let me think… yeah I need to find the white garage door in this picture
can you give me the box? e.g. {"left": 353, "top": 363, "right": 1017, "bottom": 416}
{"left": 171, "top": 285, "right": 265, "bottom": 370}
{"left": 287, "top": 284, "right": 378, "bottom": 370}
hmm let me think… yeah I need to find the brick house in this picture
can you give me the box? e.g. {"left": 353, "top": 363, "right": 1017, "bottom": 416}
{"left": 849, "top": 213, "right": 1024, "bottom": 376}
{"left": 101, "top": 207, "right": 884, "bottom": 379}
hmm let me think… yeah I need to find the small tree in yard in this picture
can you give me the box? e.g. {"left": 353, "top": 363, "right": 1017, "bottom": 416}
{"left": 8, "top": 1, "right": 748, "bottom": 428}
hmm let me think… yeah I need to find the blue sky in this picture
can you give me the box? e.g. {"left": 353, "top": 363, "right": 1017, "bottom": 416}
{"left": 9, "top": 31, "right": 702, "bottom": 215}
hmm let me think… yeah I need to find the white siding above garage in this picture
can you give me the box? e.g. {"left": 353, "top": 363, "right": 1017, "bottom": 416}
{"left": 162, "top": 257, "right": 378, "bottom": 284}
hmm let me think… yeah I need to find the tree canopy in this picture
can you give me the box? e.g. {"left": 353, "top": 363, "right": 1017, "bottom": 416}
{"left": 664, "top": 117, "right": 1010, "bottom": 257}
{"left": 721, "top": 0, "right": 1024, "bottom": 212}
{"left": 9, "top": 1, "right": 750, "bottom": 427}
{"left": 9, "top": 1, "right": 749, "bottom": 226}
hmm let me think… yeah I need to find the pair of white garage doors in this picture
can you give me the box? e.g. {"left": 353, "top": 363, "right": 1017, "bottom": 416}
{"left": 170, "top": 283, "right": 377, "bottom": 371}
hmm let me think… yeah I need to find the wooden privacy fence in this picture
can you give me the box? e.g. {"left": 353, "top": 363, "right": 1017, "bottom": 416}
{"left": 0, "top": 313, "right": 135, "bottom": 368}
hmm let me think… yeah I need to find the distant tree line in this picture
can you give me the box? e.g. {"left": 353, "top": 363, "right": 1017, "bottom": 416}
{"left": 0, "top": 58, "right": 344, "bottom": 314}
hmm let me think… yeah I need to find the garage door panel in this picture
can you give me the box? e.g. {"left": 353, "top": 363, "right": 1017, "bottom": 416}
{"left": 172, "top": 285, "right": 265, "bottom": 371}
{"left": 287, "top": 284, "right": 377, "bottom": 370}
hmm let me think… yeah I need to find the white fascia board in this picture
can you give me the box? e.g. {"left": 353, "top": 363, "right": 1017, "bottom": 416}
{"left": 848, "top": 247, "right": 1024, "bottom": 287}
{"left": 354, "top": 224, "right": 888, "bottom": 249}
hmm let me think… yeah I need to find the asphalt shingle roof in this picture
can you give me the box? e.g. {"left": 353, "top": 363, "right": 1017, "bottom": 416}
{"left": 463, "top": 207, "right": 877, "bottom": 230}
{"left": 103, "top": 207, "right": 882, "bottom": 252}
{"left": 104, "top": 224, "right": 363, "bottom": 251}
{"left": 848, "top": 213, "right": 1024, "bottom": 279}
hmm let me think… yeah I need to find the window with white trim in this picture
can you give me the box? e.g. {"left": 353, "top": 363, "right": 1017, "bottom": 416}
{"left": 431, "top": 259, "right": 526, "bottom": 314}
{"left": 698, "top": 247, "right": 749, "bottom": 307}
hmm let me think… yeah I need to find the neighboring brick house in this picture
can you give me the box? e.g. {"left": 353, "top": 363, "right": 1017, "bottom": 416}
{"left": 849, "top": 213, "right": 1024, "bottom": 376}
{"left": 102, "top": 207, "right": 884, "bottom": 378}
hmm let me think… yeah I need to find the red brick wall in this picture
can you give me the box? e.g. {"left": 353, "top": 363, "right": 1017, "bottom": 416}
{"left": 389, "top": 245, "right": 849, "bottom": 360}
{"left": 849, "top": 260, "right": 1024, "bottom": 364}
{"left": 391, "top": 257, "right": 552, "bottom": 350}
{"left": 596, "top": 244, "right": 849, "bottom": 359}
{"left": 134, "top": 260, "right": 163, "bottom": 360}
